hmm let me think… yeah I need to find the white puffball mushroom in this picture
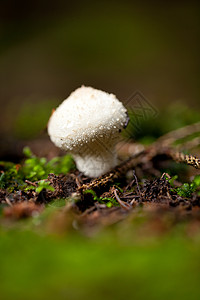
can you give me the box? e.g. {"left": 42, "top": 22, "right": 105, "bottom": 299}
{"left": 48, "top": 86, "right": 128, "bottom": 177}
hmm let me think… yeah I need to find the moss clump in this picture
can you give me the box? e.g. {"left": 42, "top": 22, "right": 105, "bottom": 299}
{"left": 0, "top": 147, "right": 75, "bottom": 192}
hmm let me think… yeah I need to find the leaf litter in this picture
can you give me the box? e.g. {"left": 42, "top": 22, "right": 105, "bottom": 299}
{"left": 0, "top": 121, "right": 200, "bottom": 235}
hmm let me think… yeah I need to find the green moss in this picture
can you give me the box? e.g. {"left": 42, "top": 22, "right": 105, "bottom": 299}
{"left": 83, "top": 189, "right": 119, "bottom": 207}
{"left": 0, "top": 147, "right": 75, "bottom": 192}
{"left": 175, "top": 175, "right": 200, "bottom": 198}
{"left": 165, "top": 174, "right": 200, "bottom": 198}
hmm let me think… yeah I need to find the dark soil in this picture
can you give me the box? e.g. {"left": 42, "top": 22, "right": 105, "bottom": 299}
{"left": 1, "top": 158, "right": 200, "bottom": 225}
{"left": 1, "top": 127, "right": 200, "bottom": 230}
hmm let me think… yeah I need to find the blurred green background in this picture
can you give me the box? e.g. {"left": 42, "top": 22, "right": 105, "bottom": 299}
{"left": 0, "top": 0, "right": 199, "bottom": 142}
{"left": 1, "top": 2, "right": 200, "bottom": 299}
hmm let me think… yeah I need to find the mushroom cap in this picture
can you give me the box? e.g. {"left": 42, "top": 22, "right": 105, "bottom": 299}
{"left": 48, "top": 86, "right": 127, "bottom": 152}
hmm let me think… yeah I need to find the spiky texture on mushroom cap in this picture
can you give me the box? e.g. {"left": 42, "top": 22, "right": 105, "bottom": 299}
{"left": 48, "top": 86, "right": 127, "bottom": 152}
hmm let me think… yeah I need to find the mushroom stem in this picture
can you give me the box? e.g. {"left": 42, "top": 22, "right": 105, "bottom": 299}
{"left": 73, "top": 148, "right": 117, "bottom": 178}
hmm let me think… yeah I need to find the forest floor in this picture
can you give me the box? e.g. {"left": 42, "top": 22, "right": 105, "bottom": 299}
{"left": 1, "top": 122, "right": 200, "bottom": 300}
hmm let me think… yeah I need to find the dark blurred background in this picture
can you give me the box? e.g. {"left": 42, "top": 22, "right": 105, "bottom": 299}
{"left": 0, "top": 0, "right": 199, "bottom": 158}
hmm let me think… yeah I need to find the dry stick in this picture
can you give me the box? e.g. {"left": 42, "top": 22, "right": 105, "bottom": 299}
{"left": 78, "top": 149, "right": 146, "bottom": 193}
{"left": 132, "top": 170, "right": 142, "bottom": 201}
{"left": 144, "top": 120, "right": 200, "bottom": 169}
{"left": 78, "top": 147, "right": 200, "bottom": 193}
{"left": 113, "top": 189, "right": 131, "bottom": 210}
{"left": 146, "top": 144, "right": 200, "bottom": 170}
{"left": 25, "top": 180, "right": 37, "bottom": 187}
{"left": 177, "top": 136, "right": 200, "bottom": 151}
{"left": 78, "top": 123, "right": 200, "bottom": 193}
{"left": 167, "top": 149, "right": 200, "bottom": 169}
{"left": 124, "top": 179, "right": 135, "bottom": 191}
{"left": 5, "top": 197, "right": 13, "bottom": 207}
{"left": 157, "top": 121, "right": 200, "bottom": 147}
{"left": 78, "top": 147, "right": 200, "bottom": 194}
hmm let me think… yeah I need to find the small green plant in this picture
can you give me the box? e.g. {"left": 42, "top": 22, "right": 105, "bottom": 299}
{"left": 22, "top": 147, "right": 75, "bottom": 181}
{"left": 164, "top": 174, "right": 178, "bottom": 187}
{"left": 0, "top": 162, "right": 25, "bottom": 191}
{"left": 166, "top": 174, "right": 200, "bottom": 198}
{"left": 0, "top": 147, "right": 75, "bottom": 192}
{"left": 176, "top": 175, "right": 200, "bottom": 198}
{"left": 35, "top": 180, "right": 55, "bottom": 193}
{"left": 83, "top": 189, "right": 119, "bottom": 207}
{"left": 24, "top": 180, "right": 55, "bottom": 193}
{"left": 176, "top": 183, "right": 196, "bottom": 198}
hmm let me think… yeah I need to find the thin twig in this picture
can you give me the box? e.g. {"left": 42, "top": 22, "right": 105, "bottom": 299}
{"left": 124, "top": 179, "right": 136, "bottom": 192}
{"left": 5, "top": 197, "right": 13, "bottom": 207}
{"left": 133, "top": 171, "right": 142, "bottom": 201}
{"left": 157, "top": 121, "right": 200, "bottom": 147}
{"left": 78, "top": 149, "right": 146, "bottom": 193}
{"left": 177, "top": 136, "right": 200, "bottom": 151}
{"left": 113, "top": 189, "right": 131, "bottom": 210}
{"left": 75, "top": 177, "right": 82, "bottom": 188}
{"left": 78, "top": 122, "right": 200, "bottom": 194}
{"left": 167, "top": 149, "right": 200, "bottom": 169}
{"left": 25, "top": 180, "right": 37, "bottom": 187}
{"left": 130, "top": 198, "right": 137, "bottom": 206}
